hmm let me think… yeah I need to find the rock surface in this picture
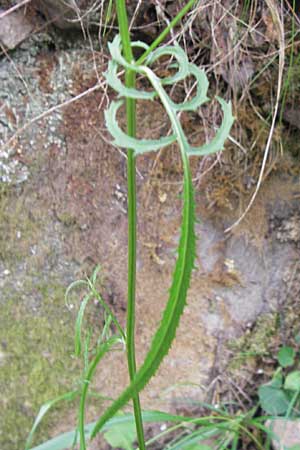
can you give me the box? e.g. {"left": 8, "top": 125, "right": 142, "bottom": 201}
{"left": 0, "top": 7, "right": 33, "bottom": 49}
{"left": 266, "top": 419, "right": 300, "bottom": 450}
{"left": 36, "top": 0, "right": 100, "bottom": 29}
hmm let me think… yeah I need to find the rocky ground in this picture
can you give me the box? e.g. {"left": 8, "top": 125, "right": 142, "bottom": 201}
{"left": 0, "top": 2, "right": 300, "bottom": 450}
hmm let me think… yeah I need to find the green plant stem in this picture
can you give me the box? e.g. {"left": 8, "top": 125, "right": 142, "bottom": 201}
{"left": 137, "top": 0, "right": 197, "bottom": 65}
{"left": 279, "top": 0, "right": 296, "bottom": 124}
{"left": 79, "top": 339, "right": 117, "bottom": 450}
{"left": 115, "top": 2, "right": 146, "bottom": 450}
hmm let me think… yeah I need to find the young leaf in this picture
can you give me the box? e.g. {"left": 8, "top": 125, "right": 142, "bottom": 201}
{"left": 103, "top": 413, "right": 136, "bottom": 450}
{"left": 258, "top": 384, "right": 291, "bottom": 415}
{"left": 284, "top": 371, "right": 300, "bottom": 391}
{"left": 75, "top": 293, "right": 93, "bottom": 356}
{"left": 104, "top": 99, "right": 176, "bottom": 154}
{"left": 104, "top": 60, "right": 156, "bottom": 100}
{"left": 168, "top": 64, "right": 209, "bottom": 111}
{"left": 25, "top": 391, "right": 79, "bottom": 450}
{"left": 278, "top": 346, "right": 296, "bottom": 368}
{"left": 145, "top": 43, "right": 190, "bottom": 84}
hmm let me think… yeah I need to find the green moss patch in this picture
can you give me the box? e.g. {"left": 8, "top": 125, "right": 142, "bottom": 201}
{"left": 0, "top": 184, "right": 39, "bottom": 263}
{"left": 228, "top": 313, "right": 279, "bottom": 370}
{"left": 0, "top": 282, "right": 79, "bottom": 450}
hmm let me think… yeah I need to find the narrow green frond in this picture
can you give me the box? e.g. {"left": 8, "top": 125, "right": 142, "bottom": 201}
{"left": 65, "top": 279, "right": 87, "bottom": 308}
{"left": 91, "top": 34, "right": 234, "bottom": 437}
{"left": 170, "top": 64, "right": 209, "bottom": 111}
{"left": 91, "top": 161, "right": 196, "bottom": 439}
{"left": 75, "top": 293, "right": 93, "bottom": 356}
{"left": 25, "top": 391, "right": 79, "bottom": 450}
{"left": 104, "top": 61, "right": 156, "bottom": 100}
{"left": 146, "top": 44, "right": 190, "bottom": 85}
{"left": 104, "top": 100, "right": 176, "bottom": 154}
{"left": 108, "top": 35, "right": 148, "bottom": 70}
{"left": 90, "top": 265, "right": 101, "bottom": 285}
{"left": 79, "top": 337, "right": 121, "bottom": 450}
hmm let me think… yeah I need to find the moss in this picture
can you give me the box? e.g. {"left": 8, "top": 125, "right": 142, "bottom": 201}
{"left": 0, "top": 184, "right": 39, "bottom": 263}
{"left": 56, "top": 212, "right": 78, "bottom": 227}
{"left": 228, "top": 313, "right": 279, "bottom": 370}
{"left": 0, "top": 282, "right": 80, "bottom": 450}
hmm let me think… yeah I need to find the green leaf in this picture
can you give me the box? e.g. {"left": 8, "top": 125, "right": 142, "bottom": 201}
{"left": 75, "top": 292, "right": 93, "bottom": 356}
{"left": 103, "top": 413, "right": 136, "bottom": 450}
{"left": 104, "top": 60, "right": 156, "bottom": 100}
{"left": 104, "top": 99, "right": 176, "bottom": 154}
{"left": 271, "top": 368, "right": 284, "bottom": 388}
{"left": 93, "top": 33, "right": 233, "bottom": 439}
{"left": 184, "top": 446, "right": 212, "bottom": 450}
{"left": 284, "top": 371, "right": 300, "bottom": 391}
{"left": 146, "top": 43, "right": 189, "bottom": 84}
{"left": 91, "top": 172, "right": 196, "bottom": 438}
{"left": 258, "top": 384, "right": 291, "bottom": 415}
{"left": 166, "top": 426, "right": 221, "bottom": 450}
{"left": 25, "top": 391, "right": 79, "bottom": 450}
{"left": 278, "top": 346, "right": 296, "bottom": 367}
{"left": 108, "top": 35, "right": 149, "bottom": 71}
{"left": 92, "top": 52, "right": 198, "bottom": 438}
{"left": 27, "top": 410, "right": 205, "bottom": 450}
{"left": 79, "top": 337, "right": 122, "bottom": 449}
{"left": 169, "top": 64, "right": 209, "bottom": 112}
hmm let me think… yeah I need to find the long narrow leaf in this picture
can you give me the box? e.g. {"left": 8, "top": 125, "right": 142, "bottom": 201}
{"left": 92, "top": 54, "right": 196, "bottom": 439}
{"left": 29, "top": 410, "right": 235, "bottom": 450}
{"left": 25, "top": 391, "right": 79, "bottom": 450}
{"left": 145, "top": 44, "right": 190, "bottom": 84}
{"left": 170, "top": 64, "right": 209, "bottom": 111}
{"left": 104, "top": 99, "right": 176, "bottom": 153}
{"left": 104, "top": 61, "right": 156, "bottom": 100}
{"left": 75, "top": 293, "right": 93, "bottom": 356}
{"left": 92, "top": 34, "right": 234, "bottom": 438}
{"left": 79, "top": 337, "right": 120, "bottom": 450}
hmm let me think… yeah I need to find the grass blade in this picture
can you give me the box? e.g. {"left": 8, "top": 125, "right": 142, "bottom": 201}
{"left": 25, "top": 391, "right": 79, "bottom": 450}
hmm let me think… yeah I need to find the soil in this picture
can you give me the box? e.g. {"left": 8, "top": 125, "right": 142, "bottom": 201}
{"left": 0, "top": 25, "right": 300, "bottom": 450}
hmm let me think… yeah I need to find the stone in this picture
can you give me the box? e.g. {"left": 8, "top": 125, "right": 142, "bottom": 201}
{"left": 284, "top": 109, "right": 300, "bottom": 130}
{"left": 0, "top": 7, "right": 33, "bottom": 50}
{"left": 266, "top": 419, "right": 300, "bottom": 450}
{"left": 36, "top": 0, "right": 98, "bottom": 29}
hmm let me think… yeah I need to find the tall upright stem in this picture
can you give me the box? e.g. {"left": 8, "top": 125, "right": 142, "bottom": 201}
{"left": 115, "top": 2, "right": 146, "bottom": 449}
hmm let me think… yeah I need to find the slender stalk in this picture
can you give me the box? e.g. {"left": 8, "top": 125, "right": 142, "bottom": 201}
{"left": 137, "top": 0, "right": 197, "bottom": 65}
{"left": 115, "top": 2, "right": 146, "bottom": 449}
{"left": 79, "top": 340, "right": 117, "bottom": 450}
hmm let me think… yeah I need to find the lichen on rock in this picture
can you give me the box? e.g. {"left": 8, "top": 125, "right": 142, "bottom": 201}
{"left": 0, "top": 282, "right": 79, "bottom": 450}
